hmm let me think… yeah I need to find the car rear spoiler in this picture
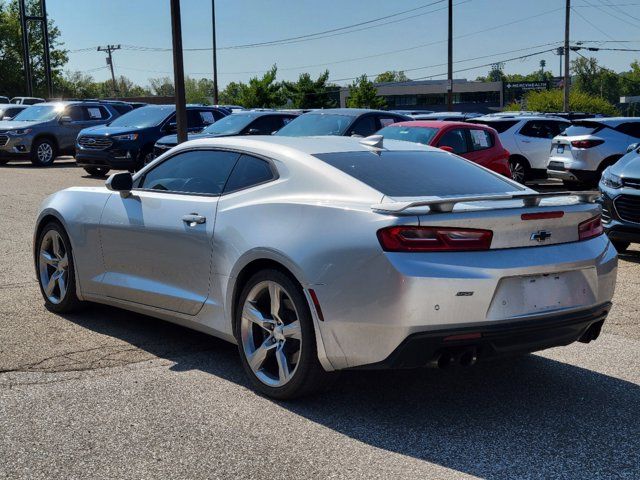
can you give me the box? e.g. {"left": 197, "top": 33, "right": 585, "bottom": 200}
{"left": 372, "top": 191, "right": 601, "bottom": 214}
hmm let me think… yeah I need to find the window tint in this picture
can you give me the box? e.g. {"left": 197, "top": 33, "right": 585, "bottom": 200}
{"left": 314, "top": 151, "right": 519, "bottom": 197}
{"left": 246, "top": 115, "right": 284, "bottom": 135}
{"left": 224, "top": 155, "right": 275, "bottom": 192}
{"left": 84, "top": 106, "right": 110, "bottom": 120}
{"left": 276, "top": 113, "right": 352, "bottom": 136}
{"left": 468, "top": 129, "right": 493, "bottom": 150}
{"left": 377, "top": 116, "right": 402, "bottom": 129}
{"left": 377, "top": 125, "right": 438, "bottom": 145}
{"left": 469, "top": 120, "right": 518, "bottom": 133}
{"left": 350, "top": 116, "right": 377, "bottom": 137}
{"left": 66, "top": 106, "right": 84, "bottom": 121}
{"left": 186, "top": 110, "right": 205, "bottom": 128}
{"left": 199, "top": 110, "right": 217, "bottom": 125}
{"left": 616, "top": 122, "right": 640, "bottom": 138}
{"left": 140, "top": 150, "right": 239, "bottom": 195}
{"left": 547, "top": 121, "right": 569, "bottom": 137}
{"left": 561, "top": 121, "right": 606, "bottom": 136}
{"left": 438, "top": 129, "right": 468, "bottom": 154}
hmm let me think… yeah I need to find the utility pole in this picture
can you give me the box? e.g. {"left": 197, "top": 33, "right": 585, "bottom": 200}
{"left": 18, "top": 0, "right": 52, "bottom": 98}
{"left": 97, "top": 44, "right": 121, "bottom": 95}
{"left": 447, "top": 0, "right": 453, "bottom": 111}
{"left": 563, "top": 0, "right": 570, "bottom": 112}
{"left": 212, "top": 0, "right": 219, "bottom": 104}
{"left": 556, "top": 46, "right": 564, "bottom": 78}
{"left": 170, "top": 0, "right": 188, "bottom": 144}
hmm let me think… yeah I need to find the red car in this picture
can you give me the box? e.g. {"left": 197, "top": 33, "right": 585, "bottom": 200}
{"left": 377, "top": 120, "right": 512, "bottom": 178}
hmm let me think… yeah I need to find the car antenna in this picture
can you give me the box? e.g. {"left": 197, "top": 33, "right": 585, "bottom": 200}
{"left": 360, "top": 134, "right": 384, "bottom": 150}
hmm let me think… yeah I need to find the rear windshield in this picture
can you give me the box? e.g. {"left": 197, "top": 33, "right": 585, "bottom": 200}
{"left": 314, "top": 150, "right": 520, "bottom": 197}
{"left": 468, "top": 119, "right": 518, "bottom": 133}
{"left": 560, "top": 121, "right": 605, "bottom": 136}
{"left": 377, "top": 125, "right": 439, "bottom": 145}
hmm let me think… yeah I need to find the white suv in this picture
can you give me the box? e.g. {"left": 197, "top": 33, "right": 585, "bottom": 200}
{"left": 547, "top": 117, "right": 640, "bottom": 186}
{"left": 469, "top": 115, "right": 570, "bottom": 183}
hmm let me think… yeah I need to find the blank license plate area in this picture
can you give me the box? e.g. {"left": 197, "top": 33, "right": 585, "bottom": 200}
{"left": 556, "top": 145, "right": 565, "bottom": 154}
{"left": 487, "top": 269, "right": 597, "bottom": 320}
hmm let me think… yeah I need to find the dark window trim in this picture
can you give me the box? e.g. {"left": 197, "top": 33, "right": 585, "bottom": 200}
{"left": 133, "top": 147, "right": 279, "bottom": 198}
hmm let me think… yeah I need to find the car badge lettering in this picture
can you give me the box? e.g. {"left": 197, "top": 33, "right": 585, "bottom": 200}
{"left": 531, "top": 230, "right": 552, "bottom": 242}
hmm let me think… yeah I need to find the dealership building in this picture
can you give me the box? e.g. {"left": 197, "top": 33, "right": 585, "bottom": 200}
{"left": 339, "top": 79, "right": 525, "bottom": 113}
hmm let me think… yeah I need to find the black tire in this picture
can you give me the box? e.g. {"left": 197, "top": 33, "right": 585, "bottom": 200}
{"left": 563, "top": 180, "right": 583, "bottom": 189}
{"left": 83, "top": 166, "right": 111, "bottom": 177}
{"left": 509, "top": 156, "right": 530, "bottom": 184}
{"left": 35, "top": 221, "right": 83, "bottom": 313}
{"left": 235, "top": 269, "right": 335, "bottom": 400}
{"left": 611, "top": 240, "right": 630, "bottom": 253}
{"left": 30, "top": 137, "right": 57, "bottom": 167}
{"left": 0, "top": 158, "right": 9, "bottom": 166}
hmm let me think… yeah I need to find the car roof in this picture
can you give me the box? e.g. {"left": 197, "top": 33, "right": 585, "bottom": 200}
{"left": 575, "top": 117, "right": 639, "bottom": 126}
{"left": 303, "top": 108, "right": 405, "bottom": 117}
{"left": 171, "top": 134, "right": 438, "bottom": 156}
{"left": 471, "top": 115, "right": 568, "bottom": 122}
{"left": 389, "top": 120, "right": 490, "bottom": 129}
{"left": 230, "top": 111, "right": 298, "bottom": 118}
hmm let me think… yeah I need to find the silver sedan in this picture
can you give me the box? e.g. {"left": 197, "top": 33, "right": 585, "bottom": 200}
{"left": 33, "top": 135, "right": 618, "bottom": 399}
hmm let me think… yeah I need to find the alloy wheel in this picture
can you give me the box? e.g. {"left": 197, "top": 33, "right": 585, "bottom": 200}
{"left": 240, "top": 280, "right": 302, "bottom": 387}
{"left": 510, "top": 160, "right": 525, "bottom": 183}
{"left": 37, "top": 142, "right": 54, "bottom": 164}
{"left": 38, "top": 230, "right": 69, "bottom": 304}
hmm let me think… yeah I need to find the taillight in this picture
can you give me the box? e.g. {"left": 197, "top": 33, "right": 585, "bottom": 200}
{"left": 571, "top": 139, "right": 604, "bottom": 149}
{"left": 377, "top": 226, "right": 493, "bottom": 252}
{"left": 521, "top": 211, "right": 564, "bottom": 220}
{"left": 578, "top": 215, "right": 603, "bottom": 241}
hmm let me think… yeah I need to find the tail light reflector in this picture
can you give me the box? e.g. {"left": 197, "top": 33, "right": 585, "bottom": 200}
{"left": 521, "top": 211, "right": 565, "bottom": 220}
{"left": 377, "top": 226, "right": 493, "bottom": 252}
{"left": 571, "top": 139, "right": 604, "bottom": 149}
{"left": 578, "top": 215, "right": 603, "bottom": 241}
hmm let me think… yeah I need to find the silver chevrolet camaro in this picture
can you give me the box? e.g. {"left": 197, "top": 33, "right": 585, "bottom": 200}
{"left": 33, "top": 135, "right": 618, "bottom": 399}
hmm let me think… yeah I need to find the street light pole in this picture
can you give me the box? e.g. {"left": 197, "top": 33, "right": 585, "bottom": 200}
{"left": 212, "top": 0, "right": 219, "bottom": 104}
{"left": 563, "top": 0, "right": 570, "bottom": 112}
{"left": 170, "top": 0, "right": 188, "bottom": 144}
{"left": 447, "top": 0, "right": 453, "bottom": 111}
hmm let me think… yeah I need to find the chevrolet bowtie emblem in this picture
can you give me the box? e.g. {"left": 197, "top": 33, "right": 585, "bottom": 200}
{"left": 531, "top": 230, "right": 552, "bottom": 242}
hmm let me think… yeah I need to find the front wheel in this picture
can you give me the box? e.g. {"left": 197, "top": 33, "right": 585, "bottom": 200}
{"left": 35, "top": 221, "right": 82, "bottom": 313}
{"left": 235, "top": 269, "right": 335, "bottom": 399}
{"left": 83, "top": 166, "right": 111, "bottom": 177}
{"left": 30, "top": 138, "right": 57, "bottom": 167}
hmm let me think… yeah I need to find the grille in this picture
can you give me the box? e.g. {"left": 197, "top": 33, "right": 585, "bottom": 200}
{"left": 548, "top": 161, "right": 566, "bottom": 171}
{"left": 614, "top": 195, "right": 640, "bottom": 223}
{"left": 78, "top": 136, "right": 112, "bottom": 150}
{"left": 622, "top": 177, "right": 640, "bottom": 189}
{"left": 601, "top": 204, "right": 612, "bottom": 223}
{"left": 0, "top": 135, "right": 8, "bottom": 147}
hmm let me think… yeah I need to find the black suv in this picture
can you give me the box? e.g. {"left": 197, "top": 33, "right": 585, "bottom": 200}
{"left": 75, "top": 104, "right": 227, "bottom": 176}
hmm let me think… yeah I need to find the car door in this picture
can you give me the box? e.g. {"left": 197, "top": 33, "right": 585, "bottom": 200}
{"left": 98, "top": 148, "right": 240, "bottom": 315}
{"left": 514, "top": 120, "right": 557, "bottom": 169}
{"left": 460, "top": 128, "right": 494, "bottom": 165}
{"left": 57, "top": 105, "right": 87, "bottom": 150}
{"left": 436, "top": 127, "right": 470, "bottom": 156}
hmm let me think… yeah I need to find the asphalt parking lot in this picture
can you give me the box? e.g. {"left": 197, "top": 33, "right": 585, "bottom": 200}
{"left": 1, "top": 159, "right": 639, "bottom": 479}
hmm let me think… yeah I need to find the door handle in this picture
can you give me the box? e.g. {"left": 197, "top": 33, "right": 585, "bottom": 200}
{"left": 182, "top": 213, "right": 206, "bottom": 226}
{"left": 521, "top": 139, "right": 531, "bottom": 143}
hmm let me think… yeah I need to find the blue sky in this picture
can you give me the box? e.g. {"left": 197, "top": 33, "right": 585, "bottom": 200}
{"left": 47, "top": 0, "right": 640, "bottom": 89}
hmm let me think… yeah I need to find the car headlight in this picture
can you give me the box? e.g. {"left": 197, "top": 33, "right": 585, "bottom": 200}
{"left": 601, "top": 168, "right": 623, "bottom": 189}
{"left": 8, "top": 128, "right": 32, "bottom": 136}
{"left": 113, "top": 133, "right": 138, "bottom": 141}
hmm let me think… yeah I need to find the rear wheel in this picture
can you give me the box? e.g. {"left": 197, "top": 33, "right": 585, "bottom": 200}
{"left": 611, "top": 240, "right": 630, "bottom": 252}
{"left": 83, "top": 166, "right": 111, "bottom": 177}
{"left": 35, "top": 221, "right": 82, "bottom": 313}
{"left": 509, "top": 157, "right": 529, "bottom": 184}
{"left": 30, "top": 138, "right": 57, "bottom": 167}
{"left": 235, "top": 269, "right": 334, "bottom": 399}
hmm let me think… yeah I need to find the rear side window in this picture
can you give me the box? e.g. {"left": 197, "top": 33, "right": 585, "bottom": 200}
{"left": 616, "top": 122, "right": 640, "bottom": 138}
{"left": 561, "top": 122, "right": 605, "bottom": 136}
{"left": 313, "top": 150, "right": 519, "bottom": 197}
{"left": 470, "top": 120, "right": 518, "bottom": 133}
{"left": 84, "top": 106, "right": 110, "bottom": 120}
{"left": 223, "top": 155, "right": 275, "bottom": 193}
{"left": 246, "top": 115, "right": 284, "bottom": 135}
{"left": 377, "top": 115, "right": 403, "bottom": 129}
{"left": 438, "top": 129, "right": 468, "bottom": 154}
{"left": 519, "top": 121, "right": 556, "bottom": 139}
{"left": 140, "top": 149, "right": 239, "bottom": 195}
{"left": 468, "top": 129, "right": 494, "bottom": 150}
{"left": 350, "top": 116, "right": 377, "bottom": 137}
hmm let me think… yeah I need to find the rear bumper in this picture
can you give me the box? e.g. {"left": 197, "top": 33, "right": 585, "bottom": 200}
{"left": 356, "top": 302, "right": 611, "bottom": 369}
{"left": 547, "top": 166, "right": 599, "bottom": 184}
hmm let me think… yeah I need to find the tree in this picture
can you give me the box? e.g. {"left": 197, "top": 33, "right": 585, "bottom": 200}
{"left": 219, "top": 81, "right": 244, "bottom": 105}
{"left": 374, "top": 70, "right": 409, "bottom": 83}
{"left": 346, "top": 74, "right": 386, "bottom": 109}
{"left": 237, "top": 65, "right": 285, "bottom": 108}
{"left": 282, "top": 70, "right": 338, "bottom": 109}
{"left": 185, "top": 77, "right": 214, "bottom": 104}
{"left": 0, "top": 0, "right": 68, "bottom": 98}
{"left": 148, "top": 76, "right": 175, "bottom": 96}
{"left": 571, "top": 56, "right": 620, "bottom": 104}
{"left": 505, "top": 88, "right": 617, "bottom": 115}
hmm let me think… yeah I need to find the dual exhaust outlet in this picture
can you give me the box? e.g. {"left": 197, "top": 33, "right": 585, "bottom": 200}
{"left": 430, "top": 347, "right": 478, "bottom": 369}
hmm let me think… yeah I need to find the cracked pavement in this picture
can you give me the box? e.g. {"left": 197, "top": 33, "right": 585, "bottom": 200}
{"left": 0, "top": 160, "right": 639, "bottom": 479}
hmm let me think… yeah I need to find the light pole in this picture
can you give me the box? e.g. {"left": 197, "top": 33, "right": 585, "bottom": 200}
{"left": 170, "top": 0, "right": 188, "bottom": 143}
{"left": 212, "top": 0, "right": 219, "bottom": 104}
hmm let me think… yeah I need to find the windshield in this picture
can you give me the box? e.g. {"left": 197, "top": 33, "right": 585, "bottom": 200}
{"left": 109, "top": 105, "right": 174, "bottom": 128}
{"left": 560, "top": 121, "right": 605, "bottom": 136}
{"left": 202, "top": 114, "right": 256, "bottom": 135}
{"left": 378, "top": 125, "right": 439, "bottom": 145}
{"left": 12, "top": 105, "right": 61, "bottom": 122}
{"left": 276, "top": 113, "right": 352, "bottom": 136}
{"left": 314, "top": 150, "right": 519, "bottom": 197}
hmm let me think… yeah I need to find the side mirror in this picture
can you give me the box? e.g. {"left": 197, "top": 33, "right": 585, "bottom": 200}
{"left": 106, "top": 172, "right": 133, "bottom": 196}
{"left": 625, "top": 143, "right": 639, "bottom": 154}
{"left": 59, "top": 115, "right": 72, "bottom": 124}
{"left": 165, "top": 122, "right": 177, "bottom": 133}
{"left": 439, "top": 145, "right": 455, "bottom": 153}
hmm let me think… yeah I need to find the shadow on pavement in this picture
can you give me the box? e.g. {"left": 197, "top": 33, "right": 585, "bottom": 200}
{"left": 63, "top": 303, "right": 640, "bottom": 479}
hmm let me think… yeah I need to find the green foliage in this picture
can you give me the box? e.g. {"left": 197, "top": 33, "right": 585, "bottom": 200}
{"left": 346, "top": 74, "right": 386, "bottom": 109}
{"left": 219, "top": 81, "right": 244, "bottom": 105}
{"left": 282, "top": 70, "right": 338, "bottom": 109}
{"left": 477, "top": 68, "right": 554, "bottom": 83}
{"left": 374, "top": 70, "right": 409, "bottom": 83}
{"left": 0, "top": 0, "right": 68, "bottom": 97}
{"left": 148, "top": 76, "right": 175, "bottom": 97}
{"left": 237, "top": 65, "right": 285, "bottom": 108}
{"left": 509, "top": 88, "right": 618, "bottom": 115}
{"left": 571, "top": 56, "right": 620, "bottom": 104}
